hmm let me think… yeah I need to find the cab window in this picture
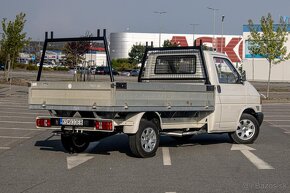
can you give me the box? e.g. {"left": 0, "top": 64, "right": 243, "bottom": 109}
{"left": 213, "top": 57, "right": 239, "bottom": 84}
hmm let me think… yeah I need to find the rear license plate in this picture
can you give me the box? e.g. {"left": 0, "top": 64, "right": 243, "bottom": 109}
{"left": 60, "top": 118, "right": 84, "bottom": 126}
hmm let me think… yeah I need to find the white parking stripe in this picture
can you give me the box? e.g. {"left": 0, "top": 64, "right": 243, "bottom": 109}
{"left": 265, "top": 120, "right": 290, "bottom": 122}
{"left": 0, "top": 136, "right": 30, "bottom": 139}
{"left": 0, "top": 121, "right": 34, "bottom": 124}
{"left": 0, "top": 102, "right": 27, "bottom": 105}
{"left": 241, "top": 150, "right": 274, "bottom": 169}
{"left": 265, "top": 115, "right": 290, "bottom": 117}
{"left": 263, "top": 111, "right": 290, "bottom": 112}
{"left": 0, "top": 106, "right": 29, "bottom": 110}
{"left": 0, "top": 147, "right": 11, "bottom": 150}
{"left": 0, "top": 112, "right": 47, "bottom": 115}
{"left": 162, "top": 147, "right": 172, "bottom": 166}
{"left": 0, "top": 127, "right": 39, "bottom": 131}
{"left": 271, "top": 125, "right": 290, "bottom": 128}
{"left": 0, "top": 104, "right": 28, "bottom": 108}
{"left": 0, "top": 115, "right": 35, "bottom": 119}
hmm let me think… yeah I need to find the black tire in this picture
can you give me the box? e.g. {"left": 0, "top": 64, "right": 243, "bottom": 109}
{"left": 61, "top": 133, "right": 90, "bottom": 153}
{"left": 129, "top": 120, "right": 160, "bottom": 158}
{"left": 229, "top": 113, "right": 260, "bottom": 144}
{"left": 171, "top": 135, "right": 193, "bottom": 141}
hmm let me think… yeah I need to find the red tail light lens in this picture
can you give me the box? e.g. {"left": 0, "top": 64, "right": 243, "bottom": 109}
{"left": 36, "top": 118, "right": 51, "bottom": 127}
{"left": 95, "top": 121, "right": 113, "bottom": 131}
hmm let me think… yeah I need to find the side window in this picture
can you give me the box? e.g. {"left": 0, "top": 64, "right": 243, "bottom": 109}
{"left": 214, "top": 57, "right": 239, "bottom": 84}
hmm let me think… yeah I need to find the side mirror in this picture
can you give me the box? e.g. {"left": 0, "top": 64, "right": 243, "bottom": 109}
{"left": 238, "top": 70, "right": 246, "bottom": 84}
{"left": 241, "top": 70, "right": 246, "bottom": 81}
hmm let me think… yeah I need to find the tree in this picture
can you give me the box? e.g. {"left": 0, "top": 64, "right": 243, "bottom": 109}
{"left": 248, "top": 13, "right": 290, "bottom": 98}
{"left": 163, "top": 40, "right": 179, "bottom": 47}
{"left": 128, "top": 44, "right": 145, "bottom": 64}
{"left": 0, "top": 12, "right": 30, "bottom": 69}
{"left": 64, "top": 40, "right": 90, "bottom": 67}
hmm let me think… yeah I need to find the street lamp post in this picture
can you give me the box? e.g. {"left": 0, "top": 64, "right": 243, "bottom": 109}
{"left": 190, "top": 24, "right": 199, "bottom": 46}
{"left": 207, "top": 7, "right": 219, "bottom": 50}
{"left": 154, "top": 11, "right": 167, "bottom": 47}
{"left": 221, "top": 15, "right": 225, "bottom": 53}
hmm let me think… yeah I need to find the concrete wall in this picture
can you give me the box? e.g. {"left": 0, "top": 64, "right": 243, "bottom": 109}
{"left": 243, "top": 59, "right": 290, "bottom": 82}
{"left": 243, "top": 26, "right": 290, "bottom": 82}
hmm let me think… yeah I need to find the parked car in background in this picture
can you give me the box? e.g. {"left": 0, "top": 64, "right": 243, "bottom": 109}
{"left": 89, "top": 66, "right": 96, "bottom": 74}
{"left": 120, "top": 70, "right": 131, "bottom": 76}
{"left": 95, "top": 66, "right": 119, "bottom": 75}
{"left": 0, "top": 64, "right": 5, "bottom": 71}
{"left": 130, "top": 69, "right": 140, "bottom": 76}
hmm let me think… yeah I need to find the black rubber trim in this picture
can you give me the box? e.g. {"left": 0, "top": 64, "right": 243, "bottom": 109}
{"left": 256, "top": 112, "right": 264, "bottom": 126}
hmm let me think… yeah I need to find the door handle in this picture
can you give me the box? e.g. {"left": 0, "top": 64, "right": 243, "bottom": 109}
{"left": 217, "top": 85, "right": 221, "bottom": 93}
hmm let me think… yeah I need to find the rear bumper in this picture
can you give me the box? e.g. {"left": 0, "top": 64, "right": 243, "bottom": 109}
{"left": 256, "top": 112, "right": 264, "bottom": 126}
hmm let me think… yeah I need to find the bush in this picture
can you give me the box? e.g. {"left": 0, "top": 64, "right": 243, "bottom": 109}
{"left": 26, "top": 64, "right": 38, "bottom": 70}
{"left": 111, "top": 58, "right": 136, "bottom": 71}
{"left": 53, "top": 66, "right": 69, "bottom": 71}
{"left": 14, "top": 63, "right": 27, "bottom": 69}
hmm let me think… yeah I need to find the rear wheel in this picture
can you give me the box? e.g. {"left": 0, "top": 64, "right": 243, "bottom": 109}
{"left": 229, "top": 113, "right": 260, "bottom": 144}
{"left": 61, "top": 133, "right": 90, "bottom": 153}
{"left": 129, "top": 120, "right": 160, "bottom": 158}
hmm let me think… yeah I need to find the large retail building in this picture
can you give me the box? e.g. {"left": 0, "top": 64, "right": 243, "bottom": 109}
{"left": 109, "top": 28, "right": 290, "bottom": 82}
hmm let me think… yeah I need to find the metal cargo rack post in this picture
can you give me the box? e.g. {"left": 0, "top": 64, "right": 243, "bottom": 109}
{"left": 36, "top": 29, "right": 114, "bottom": 82}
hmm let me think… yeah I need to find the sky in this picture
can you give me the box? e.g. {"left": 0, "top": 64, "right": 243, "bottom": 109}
{"left": 0, "top": 0, "right": 290, "bottom": 40}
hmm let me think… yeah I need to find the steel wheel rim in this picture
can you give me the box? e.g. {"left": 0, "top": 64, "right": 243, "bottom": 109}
{"left": 141, "top": 127, "right": 157, "bottom": 153}
{"left": 72, "top": 135, "right": 86, "bottom": 148}
{"left": 236, "top": 119, "right": 255, "bottom": 140}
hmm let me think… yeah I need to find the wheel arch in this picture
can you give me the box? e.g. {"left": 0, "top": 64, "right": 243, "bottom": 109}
{"left": 123, "top": 112, "right": 162, "bottom": 134}
{"left": 240, "top": 108, "right": 259, "bottom": 123}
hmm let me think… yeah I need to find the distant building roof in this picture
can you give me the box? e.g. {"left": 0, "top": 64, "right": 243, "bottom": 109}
{"left": 89, "top": 47, "right": 105, "bottom": 52}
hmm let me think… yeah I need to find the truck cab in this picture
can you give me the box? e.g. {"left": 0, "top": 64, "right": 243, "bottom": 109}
{"left": 204, "top": 51, "right": 263, "bottom": 137}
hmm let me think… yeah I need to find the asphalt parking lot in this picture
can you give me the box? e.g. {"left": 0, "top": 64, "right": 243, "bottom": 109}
{"left": 0, "top": 84, "right": 290, "bottom": 193}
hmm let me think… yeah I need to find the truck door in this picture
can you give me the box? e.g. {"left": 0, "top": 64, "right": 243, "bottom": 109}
{"left": 213, "top": 57, "right": 246, "bottom": 130}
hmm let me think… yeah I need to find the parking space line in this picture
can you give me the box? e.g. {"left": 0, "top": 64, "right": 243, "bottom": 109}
{"left": 265, "top": 115, "right": 290, "bottom": 117}
{"left": 0, "top": 101, "right": 28, "bottom": 103}
{"left": 231, "top": 145, "right": 274, "bottom": 169}
{"left": 0, "top": 115, "right": 35, "bottom": 119}
{"left": 0, "top": 112, "right": 47, "bottom": 115}
{"left": 270, "top": 125, "right": 290, "bottom": 128}
{"left": 0, "top": 136, "right": 30, "bottom": 139}
{"left": 0, "top": 127, "right": 39, "bottom": 131}
{"left": 0, "top": 147, "right": 11, "bottom": 150}
{"left": 241, "top": 150, "right": 274, "bottom": 169}
{"left": 265, "top": 120, "right": 290, "bottom": 122}
{"left": 0, "top": 121, "right": 34, "bottom": 124}
{"left": 162, "top": 147, "right": 172, "bottom": 166}
{"left": 0, "top": 105, "right": 28, "bottom": 108}
{"left": 0, "top": 107, "right": 30, "bottom": 110}
{"left": 263, "top": 111, "right": 290, "bottom": 113}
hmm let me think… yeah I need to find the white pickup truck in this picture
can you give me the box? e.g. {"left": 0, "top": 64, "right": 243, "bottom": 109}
{"left": 29, "top": 33, "right": 263, "bottom": 158}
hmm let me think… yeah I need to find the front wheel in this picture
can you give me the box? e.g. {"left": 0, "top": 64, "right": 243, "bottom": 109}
{"left": 61, "top": 133, "right": 90, "bottom": 153}
{"left": 129, "top": 120, "right": 160, "bottom": 158}
{"left": 229, "top": 113, "right": 260, "bottom": 144}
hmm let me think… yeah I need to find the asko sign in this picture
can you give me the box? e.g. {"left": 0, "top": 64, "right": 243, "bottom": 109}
{"left": 170, "top": 36, "right": 243, "bottom": 63}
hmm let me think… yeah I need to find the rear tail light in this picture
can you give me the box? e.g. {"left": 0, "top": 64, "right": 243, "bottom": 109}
{"left": 95, "top": 121, "right": 113, "bottom": 131}
{"left": 36, "top": 118, "right": 51, "bottom": 127}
